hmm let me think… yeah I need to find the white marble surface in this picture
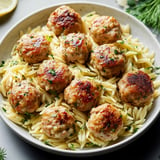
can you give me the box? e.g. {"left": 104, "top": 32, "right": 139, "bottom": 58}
{"left": 0, "top": 0, "right": 160, "bottom": 160}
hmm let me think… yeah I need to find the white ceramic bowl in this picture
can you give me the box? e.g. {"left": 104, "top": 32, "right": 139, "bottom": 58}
{"left": 0, "top": 2, "right": 160, "bottom": 157}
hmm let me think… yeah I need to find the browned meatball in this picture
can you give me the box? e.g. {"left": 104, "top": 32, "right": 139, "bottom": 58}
{"left": 37, "top": 60, "right": 72, "bottom": 93}
{"left": 90, "top": 16, "right": 122, "bottom": 45}
{"left": 60, "top": 33, "right": 91, "bottom": 64}
{"left": 8, "top": 80, "right": 41, "bottom": 114}
{"left": 42, "top": 105, "right": 75, "bottom": 139}
{"left": 16, "top": 33, "right": 50, "bottom": 64}
{"left": 90, "top": 44, "right": 125, "bottom": 78}
{"left": 86, "top": 103, "right": 123, "bottom": 141}
{"left": 118, "top": 70, "right": 154, "bottom": 106}
{"left": 64, "top": 79, "right": 101, "bottom": 112}
{"left": 47, "top": 5, "right": 82, "bottom": 36}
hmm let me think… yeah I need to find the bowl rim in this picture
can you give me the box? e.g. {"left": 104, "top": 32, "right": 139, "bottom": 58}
{"left": 0, "top": 1, "right": 160, "bottom": 156}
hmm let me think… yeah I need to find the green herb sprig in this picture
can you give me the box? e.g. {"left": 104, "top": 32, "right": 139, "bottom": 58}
{"left": 126, "top": 0, "right": 160, "bottom": 33}
{"left": 0, "top": 148, "right": 7, "bottom": 160}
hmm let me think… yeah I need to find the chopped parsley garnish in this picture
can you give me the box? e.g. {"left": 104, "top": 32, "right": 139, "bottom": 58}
{"left": 125, "top": 125, "right": 131, "bottom": 131}
{"left": 2, "top": 107, "right": 6, "bottom": 112}
{"left": 145, "top": 66, "right": 160, "bottom": 75}
{"left": 133, "top": 127, "right": 138, "bottom": 133}
{"left": 86, "top": 142, "right": 98, "bottom": 147}
{"left": 65, "top": 41, "right": 70, "bottom": 44}
{"left": 73, "top": 102, "right": 78, "bottom": 108}
{"left": 22, "top": 75, "right": 26, "bottom": 79}
{"left": 87, "top": 13, "right": 93, "bottom": 17}
{"left": 80, "top": 123, "right": 86, "bottom": 130}
{"left": 117, "top": 40, "right": 124, "bottom": 44}
{"left": 50, "top": 54, "right": 54, "bottom": 59}
{"left": 100, "top": 55, "right": 104, "bottom": 59}
{"left": 114, "top": 49, "right": 119, "bottom": 55}
{"left": 45, "top": 35, "right": 52, "bottom": 42}
{"left": 45, "top": 103, "right": 51, "bottom": 107}
{"left": 48, "top": 69, "right": 56, "bottom": 76}
{"left": 44, "top": 140, "right": 51, "bottom": 146}
{"left": 47, "top": 79, "right": 53, "bottom": 84}
{"left": 15, "top": 102, "right": 20, "bottom": 107}
{"left": 0, "top": 61, "right": 5, "bottom": 67}
{"left": 21, "top": 112, "right": 32, "bottom": 123}
{"left": 68, "top": 143, "right": 75, "bottom": 150}
{"left": 109, "top": 58, "right": 114, "bottom": 62}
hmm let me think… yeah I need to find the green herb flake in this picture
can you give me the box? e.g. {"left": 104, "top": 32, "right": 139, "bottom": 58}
{"left": 109, "top": 58, "right": 114, "bottom": 62}
{"left": 22, "top": 75, "right": 26, "bottom": 79}
{"left": 44, "top": 140, "right": 51, "bottom": 146}
{"left": 68, "top": 143, "right": 75, "bottom": 150}
{"left": 15, "top": 102, "right": 20, "bottom": 107}
{"left": 112, "top": 128, "right": 116, "bottom": 132}
{"left": 114, "top": 49, "right": 119, "bottom": 55}
{"left": 2, "top": 107, "right": 6, "bottom": 112}
{"left": 86, "top": 142, "right": 98, "bottom": 147}
{"left": 133, "top": 127, "right": 138, "bottom": 133}
{"left": 45, "top": 35, "right": 52, "bottom": 42}
{"left": 47, "top": 79, "right": 53, "bottom": 84}
{"left": 0, "top": 61, "right": 5, "bottom": 67}
{"left": 117, "top": 40, "right": 124, "bottom": 44}
{"left": 80, "top": 123, "right": 86, "bottom": 130}
{"left": 48, "top": 69, "right": 56, "bottom": 76}
{"left": 125, "top": 125, "right": 131, "bottom": 131}
{"left": 87, "top": 13, "right": 93, "bottom": 17}
{"left": 100, "top": 55, "right": 104, "bottom": 59}
{"left": 65, "top": 41, "right": 70, "bottom": 44}
{"left": 72, "top": 65, "right": 77, "bottom": 68}
{"left": 21, "top": 112, "right": 32, "bottom": 123}
{"left": 73, "top": 102, "right": 78, "bottom": 108}
{"left": 50, "top": 54, "right": 54, "bottom": 59}
{"left": 23, "top": 92, "right": 28, "bottom": 96}
{"left": 45, "top": 103, "right": 50, "bottom": 107}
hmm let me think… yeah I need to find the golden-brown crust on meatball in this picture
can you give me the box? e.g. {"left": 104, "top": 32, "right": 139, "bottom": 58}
{"left": 60, "top": 33, "right": 91, "bottom": 64}
{"left": 118, "top": 70, "right": 154, "bottom": 106}
{"left": 8, "top": 80, "right": 41, "bottom": 114}
{"left": 90, "top": 44, "right": 125, "bottom": 78}
{"left": 47, "top": 5, "right": 82, "bottom": 36}
{"left": 16, "top": 33, "right": 50, "bottom": 64}
{"left": 42, "top": 105, "right": 75, "bottom": 139}
{"left": 87, "top": 103, "right": 123, "bottom": 141}
{"left": 90, "top": 16, "right": 122, "bottom": 45}
{"left": 37, "top": 60, "right": 72, "bottom": 93}
{"left": 64, "top": 79, "right": 101, "bottom": 112}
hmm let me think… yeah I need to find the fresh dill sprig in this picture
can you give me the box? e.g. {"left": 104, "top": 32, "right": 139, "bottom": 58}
{"left": 126, "top": 0, "right": 160, "bottom": 33}
{"left": 0, "top": 148, "right": 7, "bottom": 160}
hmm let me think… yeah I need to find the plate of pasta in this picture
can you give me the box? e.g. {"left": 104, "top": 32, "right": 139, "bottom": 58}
{"left": 0, "top": 2, "right": 160, "bottom": 156}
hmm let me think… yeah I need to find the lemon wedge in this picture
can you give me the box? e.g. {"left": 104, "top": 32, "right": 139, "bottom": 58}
{"left": 0, "top": 0, "right": 18, "bottom": 17}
